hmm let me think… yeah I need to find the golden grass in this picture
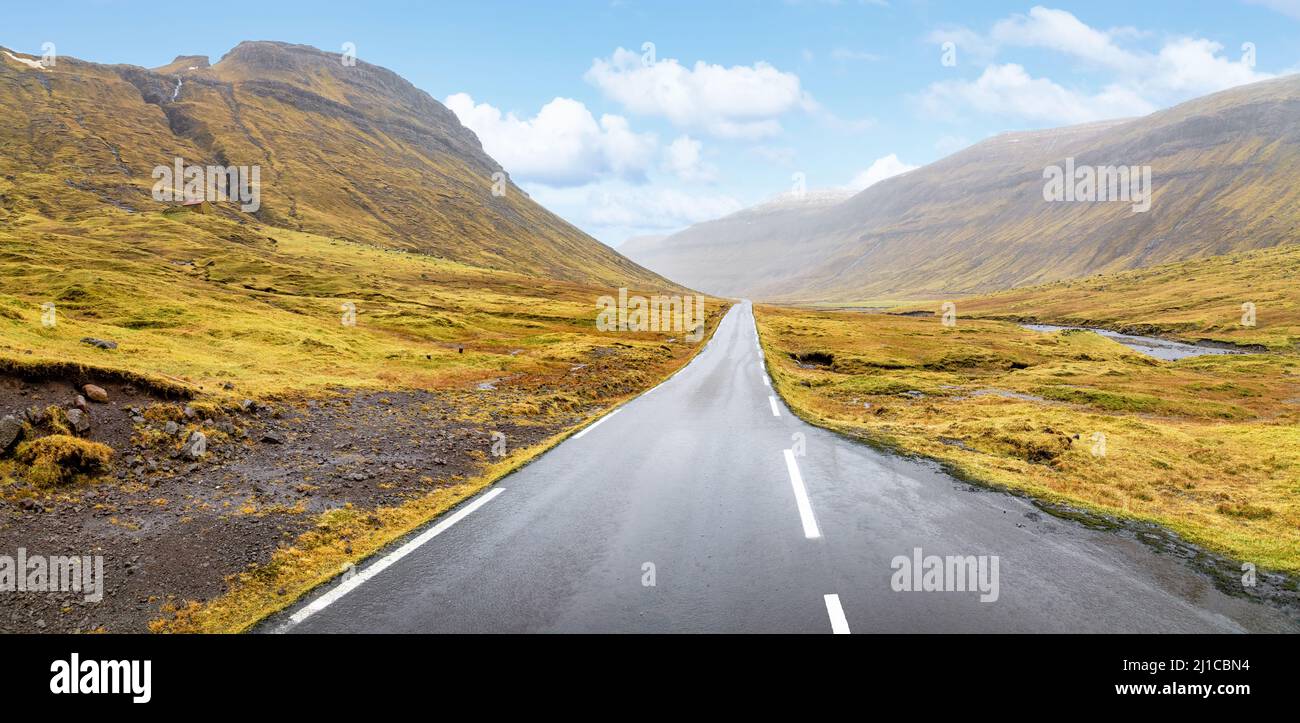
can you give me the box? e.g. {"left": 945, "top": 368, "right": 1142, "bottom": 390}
{"left": 150, "top": 309, "right": 726, "bottom": 633}
{"left": 15, "top": 435, "right": 114, "bottom": 487}
{"left": 0, "top": 203, "right": 728, "bottom": 633}
{"left": 932, "top": 244, "right": 1300, "bottom": 351}
{"left": 0, "top": 211, "right": 710, "bottom": 401}
{"left": 755, "top": 304, "right": 1300, "bottom": 573}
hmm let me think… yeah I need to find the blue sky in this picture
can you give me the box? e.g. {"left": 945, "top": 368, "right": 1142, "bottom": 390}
{"left": 4, "top": 0, "right": 1299, "bottom": 245}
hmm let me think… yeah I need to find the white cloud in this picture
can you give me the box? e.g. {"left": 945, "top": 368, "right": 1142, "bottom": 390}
{"left": 584, "top": 48, "right": 812, "bottom": 139}
{"left": 445, "top": 93, "right": 657, "bottom": 187}
{"left": 584, "top": 187, "right": 744, "bottom": 229}
{"left": 921, "top": 7, "right": 1272, "bottom": 125}
{"left": 990, "top": 6, "right": 1139, "bottom": 70}
{"left": 845, "top": 154, "right": 918, "bottom": 191}
{"left": 527, "top": 182, "right": 744, "bottom": 242}
{"left": 1150, "top": 38, "right": 1266, "bottom": 95}
{"left": 921, "top": 64, "right": 1157, "bottom": 125}
{"left": 663, "top": 135, "right": 716, "bottom": 182}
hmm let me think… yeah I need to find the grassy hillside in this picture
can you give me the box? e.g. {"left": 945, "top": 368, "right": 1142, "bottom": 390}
{"left": 755, "top": 264, "right": 1300, "bottom": 574}
{"left": 0, "top": 40, "right": 713, "bottom": 633}
{"left": 636, "top": 75, "right": 1300, "bottom": 301}
{"left": 0, "top": 210, "right": 727, "bottom": 633}
{"left": 949, "top": 244, "right": 1300, "bottom": 352}
{"left": 0, "top": 41, "right": 667, "bottom": 288}
{"left": 0, "top": 212, "right": 690, "bottom": 398}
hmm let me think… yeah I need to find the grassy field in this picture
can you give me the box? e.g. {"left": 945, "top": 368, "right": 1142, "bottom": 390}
{"left": 0, "top": 210, "right": 710, "bottom": 399}
{"left": 0, "top": 209, "right": 726, "bottom": 632}
{"left": 754, "top": 286, "right": 1300, "bottom": 574}
{"left": 949, "top": 243, "right": 1300, "bottom": 351}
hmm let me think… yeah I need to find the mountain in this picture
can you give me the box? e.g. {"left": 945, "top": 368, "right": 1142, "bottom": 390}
{"left": 616, "top": 234, "right": 668, "bottom": 257}
{"left": 619, "top": 189, "right": 854, "bottom": 297}
{"left": 637, "top": 75, "right": 1300, "bottom": 302}
{"left": 0, "top": 41, "right": 668, "bottom": 288}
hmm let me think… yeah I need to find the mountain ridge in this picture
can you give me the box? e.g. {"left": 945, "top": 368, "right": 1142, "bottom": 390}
{"left": 0, "top": 40, "right": 671, "bottom": 289}
{"left": 631, "top": 75, "right": 1300, "bottom": 302}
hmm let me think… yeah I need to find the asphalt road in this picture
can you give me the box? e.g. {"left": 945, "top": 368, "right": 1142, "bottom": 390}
{"left": 277, "top": 303, "right": 1297, "bottom": 633}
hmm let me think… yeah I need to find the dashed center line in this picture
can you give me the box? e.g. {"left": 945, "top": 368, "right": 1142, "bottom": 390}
{"left": 824, "top": 594, "right": 850, "bottom": 634}
{"left": 782, "top": 449, "right": 820, "bottom": 539}
{"left": 768, "top": 395, "right": 781, "bottom": 417}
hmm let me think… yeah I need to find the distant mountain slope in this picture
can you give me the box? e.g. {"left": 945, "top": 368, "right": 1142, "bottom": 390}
{"left": 953, "top": 243, "right": 1300, "bottom": 352}
{"left": 620, "top": 189, "right": 855, "bottom": 297}
{"left": 640, "top": 76, "right": 1300, "bottom": 301}
{"left": 0, "top": 41, "right": 668, "bottom": 288}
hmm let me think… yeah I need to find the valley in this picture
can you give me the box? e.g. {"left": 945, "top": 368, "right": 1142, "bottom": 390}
{"left": 753, "top": 243, "right": 1300, "bottom": 594}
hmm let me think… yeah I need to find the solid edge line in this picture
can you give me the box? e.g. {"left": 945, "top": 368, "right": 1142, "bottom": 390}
{"left": 783, "top": 449, "right": 821, "bottom": 539}
{"left": 824, "top": 594, "right": 850, "bottom": 634}
{"left": 769, "top": 395, "right": 781, "bottom": 417}
{"left": 573, "top": 408, "right": 621, "bottom": 440}
{"left": 281, "top": 487, "right": 506, "bottom": 630}
{"left": 278, "top": 304, "right": 740, "bottom": 632}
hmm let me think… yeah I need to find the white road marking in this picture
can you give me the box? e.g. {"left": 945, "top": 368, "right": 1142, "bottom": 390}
{"left": 782, "top": 449, "right": 821, "bottom": 539}
{"left": 282, "top": 487, "right": 506, "bottom": 630}
{"left": 762, "top": 375, "right": 770, "bottom": 387}
{"left": 768, "top": 396, "right": 781, "bottom": 417}
{"left": 824, "top": 594, "right": 850, "bottom": 634}
{"left": 573, "top": 408, "right": 621, "bottom": 439}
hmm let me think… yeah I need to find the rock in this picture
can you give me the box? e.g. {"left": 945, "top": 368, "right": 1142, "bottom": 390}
{"left": 0, "top": 415, "right": 24, "bottom": 455}
{"left": 24, "top": 407, "right": 47, "bottom": 425}
{"left": 163, "top": 421, "right": 180, "bottom": 435}
{"left": 80, "top": 337, "right": 118, "bottom": 350}
{"left": 239, "top": 399, "right": 257, "bottom": 413}
{"left": 260, "top": 430, "right": 286, "bottom": 445}
{"left": 82, "top": 384, "right": 109, "bottom": 403}
{"left": 183, "top": 431, "right": 207, "bottom": 459}
{"left": 221, "top": 382, "right": 235, "bottom": 391}
{"left": 183, "top": 405, "right": 197, "bottom": 420}
{"left": 65, "top": 408, "right": 91, "bottom": 435}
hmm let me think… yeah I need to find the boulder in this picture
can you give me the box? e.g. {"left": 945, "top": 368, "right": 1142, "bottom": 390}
{"left": 183, "top": 431, "right": 207, "bottom": 459}
{"left": 65, "top": 408, "right": 91, "bottom": 435}
{"left": 79, "top": 338, "right": 118, "bottom": 350}
{"left": 0, "top": 415, "right": 24, "bottom": 455}
{"left": 260, "top": 430, "right": 286, "bottom": 445}
{"left": 82, "top": 384, "right": 109, "bottom": 403}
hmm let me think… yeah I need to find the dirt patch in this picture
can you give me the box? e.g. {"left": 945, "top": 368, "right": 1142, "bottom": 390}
{"left": 790, "top": 350, "right": 835, "bottom": 369}
{"left": 0, "top": 375, "right": 574, "bottom": 632}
